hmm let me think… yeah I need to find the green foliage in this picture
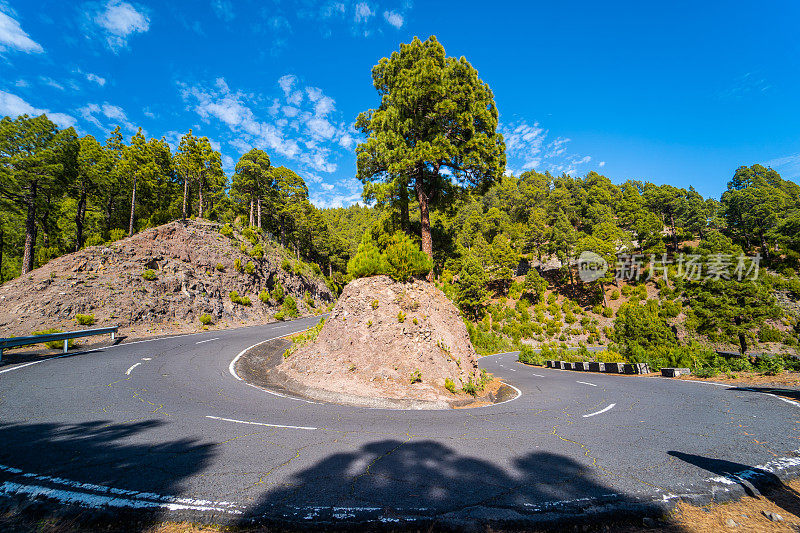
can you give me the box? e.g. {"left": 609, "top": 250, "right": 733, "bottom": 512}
{"left": 216, "top": 263, "right": 225, "bottom": 272}
{"left": 234, "top": 258, "right": 242, "bottom": 272}
{"left": 244, "top": 261, "right": 255, "bottom": 274}
{"left": 271, "top": 284, "right": 284, "bottom": 303}
{"left": 199, "top": 313, "right": 213, "bottom": 325}
{"left": 461, "top": 377, "right": 478, "bottom": 396}
{"left": 347, "top": 232, "right": 385, "bottom": 279}
{"left": 242, "top": 227, "right": 259, "bottom": 245}
{"left": 283, "top": 295, "right": 299, "bottom": 318}
{"left": 383, "top": 231, "right": 433, "bottom": 282}
{"left": 75, "top": 313, "right": 95, "bottom": 326}
{"left": 397, "top": 311, "right": 406, "bottom": 323}
{"left": 249, "top": 243, "right": 264, "bottom": 260}
{"left": 410, "top": 370, "right": 422, "bottom": 384}
{"left": 229, "top": 291, "right": 251, "bottom": 306}
{"left": 220, "top": 224, "right": 234, "bottom": 238}
{"left": 757, "top": 356, "right": 785, "bottom": 376}
{"left": 258, "top": 290, "right": 270, "bottom": 304}
{"left": 274, "top": 310, "right": 285, "bottom": 321}
{"left": 31, "top": 328, "right": 74, "bottom": 350}
{"left": 610, "top": 290, "right": 620, "bottom": 300}
{"left": 518, "top": 345, "right": 545, "bottom": 365}
{"left": 304, "top": 291, "right": 315, "bottom": 309}
{"left": 613, "top": 300, "right": 677, "bottom": 357}
{"left": 109, "top": 228, "right": 127, "bottom": 242}
{"left": 371, "top": 299, "right": 379, "bottom": 310}
{"left": 523, "top": 268, "right": 548, "bottom": 302}
{"left": 281, "top": 258, "right": 291, "bottom": 271}
{"left": 141, "top": 269, "right": 157, "bottom": 281}
{"left": 444, "top": 378, "right": 456, "bottom": 394}
{"left": 283, "top": 319, "right": 325, "bottom": 358}
{"left": 758, "top": 326, "right": 783, "bottom": 343}
{"left": 456, "top": 253, "right": 488, "bottom": 319}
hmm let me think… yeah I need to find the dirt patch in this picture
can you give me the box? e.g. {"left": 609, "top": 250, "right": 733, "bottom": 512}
{"left": 276, "top": 275, "right": 485, "bottom": 407}
{"left": 677, "top": 371, "right": 800, "bottom": 388}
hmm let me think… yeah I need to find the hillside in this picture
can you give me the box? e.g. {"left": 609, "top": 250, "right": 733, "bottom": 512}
{"left": 0, "top": 220, "right": 334, "bottom": 339}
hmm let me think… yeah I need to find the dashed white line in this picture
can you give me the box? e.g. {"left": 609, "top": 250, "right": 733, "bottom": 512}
{"left": 205, "top": 415, "right": 316, "bottom": 431}
{"left": 195, "top": 337, "right": 220, "bottom": 345}
{"left": 125, "top": 362, "right": 141, "bottom": 376}
{"left": 583, "top": 403, "right": 615, "bottom": 418}
{"left": 576, "top": 380, "right": 597, "bottom": 387}
{"left": 531, "top": 373, "right": 545, "bottom": 377}
{"left": 142, "top": 357, "right": 151, "bottom": 361}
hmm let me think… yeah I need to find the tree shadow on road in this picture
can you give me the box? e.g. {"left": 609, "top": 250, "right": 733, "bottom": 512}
{"left": 668, "top": 451, "right": 800, "bottom": 519}
{"left": 0, "top": 419, "right": 216, "bottom": 531}
{"left": 234, "top": 438, "right": 667, "bottom": 530}
{"left": 727, "top": 386, "right": 800, "bottom": 402}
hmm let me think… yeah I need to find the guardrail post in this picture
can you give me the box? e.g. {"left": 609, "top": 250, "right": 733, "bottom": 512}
{"left": 111, "top": 331, "right": 115, "bottom": 341}
{"left": 0, "top": 347, "right": 3, "bottom": 363}
{"left": 63, "top": 339, "right": 69, "bottom": 354}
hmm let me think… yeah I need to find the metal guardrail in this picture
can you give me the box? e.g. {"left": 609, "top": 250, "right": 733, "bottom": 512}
{"left": 0, "top": 326, "right": 118, "bottom": 362}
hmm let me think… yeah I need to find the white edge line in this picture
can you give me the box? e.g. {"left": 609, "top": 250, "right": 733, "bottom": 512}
{"left": 583, "top": 403, "right": 616, "bottom": 418}
{"left": 125, "top": 362, "right": 141, "bottom": 376}
{"left": 576, "top": 380, "right": 597, "bottom": 387}
{"left": 206, "top": 415, "right": 316, "bottom": 431}
{"left": 196, "top": 337, "right": 220, "bottom": 345}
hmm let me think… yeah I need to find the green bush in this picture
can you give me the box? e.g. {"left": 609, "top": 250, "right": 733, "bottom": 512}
{"left": 602, "top": 307, "right": 613, "bottom": 318}
{"left": 274, "top": 310, "right": 286, "bottom": 321}
{"left": 216, "top": 263, "right": 225, "bottom": 272}
{"left": 245, "top": 261, "right": 255, "bottom": 274}
{"left": 84, "top": 234, "right": 105, "bottom": 247}
{"left": 242, "top": 227, "right": 259, "bottom": 245}
{"left": 758, "top": 327, "right": 783, "bottom": 343}
{"left": 283, "top": 296, "right": 299, "bottom": 318}
{"left": 347, "top": 233, "right": 385, "bottom": 279}
{"left": 283, "top": 319, "right": 325, "bottom": 358}
{"left": 109, "top": 228, "right": 127, "bottom": 242}
{"left": 410, "top": 370, "right": 422, "bottom": 384}
{"left": 281, "top": 258, "right": 292, "bottom": 271}
{"left": 220, "top": 224, "right": 234, "bottom": 238}
{"left": 304, "top": 291, "right": 315, "bottom": 309}
{"left": 444, "top": 378, "right": 456, "bottom": 394}
{"left": 75, "top": 313, "right": 95, "bottom": 326}
{"left": 249, "top": 243, "right": 264, "bottom": 260}
{"left": 757, "top": 356, "right": 785, "bottom": 376}
{"left": 234, "top": 258, "right": 242, "bottom": 272}
{"left": 518, "top": 345, "right": 544, "bottom": 365}
{"left": 199, "top": 313, "right": 214, "bottom": 325}
{"left": 383, "top": 231, "right": 432, "bottom": 282}
{"left": 271, "top": 284, "right": 284, "bottom": 303}
{"left": 31, "top": 328, "right": 74, "bottom": 350}
{"left": 610, "top": 290, "right": 620, "bottom": 300}
{"left": 397, "top": 311, "right": 406, "bottom": 323}
{"left": 142, "top": 269, "right": 157, "bottom": 281}
{"left": 461, "top": 377, "right": 477, "bottom": 396}
{"left": 230, "top": 291, "right": 251, "bottom": 306}
{"left": 594, "top": 349, "right": 625, "bottom": 363}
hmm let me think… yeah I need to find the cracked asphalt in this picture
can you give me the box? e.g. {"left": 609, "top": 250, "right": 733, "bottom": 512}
{"left": 0, "top": 316, "right": 798, "bottom": 526}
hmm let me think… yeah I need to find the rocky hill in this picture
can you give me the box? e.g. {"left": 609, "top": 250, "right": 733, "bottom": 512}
{"left": 278, "top": 275, "right": 482, "bottom": 407}
{"left": 0, "top": 220, "right": 334, "bottom": 339}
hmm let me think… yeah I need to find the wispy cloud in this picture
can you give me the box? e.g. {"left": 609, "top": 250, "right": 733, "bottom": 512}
{"left": 179, "top": 75, "right": 356, "bottom": 174}
{"left": 0, "top": 9, "right": 44, "bottom": 53}
{"left": 0, "top": 90, "right": 75, "bottom": 128}
{"left": 383, "top": 10, "right": 403, "bottom": 28}
{"left": 718, "top": 72, "right": 771, "bottom": 100}
{"left": 92, "top": 0, "right": 150, "bottom": 52}
{"left": 501, "top": 119, "right": 598, "bottom": 176}
{"left": 39, "top": 76, "right": 64, "bottom": 90}
{"left": 86, "top": 72, "right": 106, "bottom": 86}
{"left": 78, "top": 101, "right": 137, "bottom": 134}
{"left": 767, "top": 153, "right": 800, "bottom": 179}
{"left": 210, "top": 0, "right": 234, "bottom": 22}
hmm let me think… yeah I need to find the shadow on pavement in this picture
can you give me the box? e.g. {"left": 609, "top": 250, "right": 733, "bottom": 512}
{"left": 669, "top": 451, "right": 800, "bottom": 518}
{"left": 0, "top": 419, "right": 215, "bottom": 530}
{"left": 235, "top": 439, "right": 669, "bottom": 529}
{"left": 727, "top": 386, "right": 800, "bottom": 402}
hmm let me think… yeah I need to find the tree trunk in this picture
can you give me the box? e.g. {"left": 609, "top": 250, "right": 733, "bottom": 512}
{"left": 257, "top": 197, "right": 262, "bottom": 229}
{"left": 328, "top": 263, "right": 332, "bottom": 277}
{"left": 182, "top": 176, "right": 188, "bottom": 220}
{"left": 280, "top": 215, "right": 286, "bottom": 247}
{"left": 129, "top": 176, "right": 137, "bottom": 237}
{"left": 75, "top": 187, "right": 86, "bottom": 252}
{"left": 0, "top": 225, "right": 4, "bottom": 283}
{"left": 21, "top": 181, "right": 38, "bottom": 275}
{"left": 759, "top": 231, "right": 770, "bottom": 261}
{"left": 399, "top": 184, "right": 410, "bottom": 235}
{"left": 414, "top": 172, "right": 433, "bottom": 280}
{"left": 198, "top": 179, "right": 204, "bottom": 219}
{"left": 249, "top": 198, "right": 254, "bottom": 227}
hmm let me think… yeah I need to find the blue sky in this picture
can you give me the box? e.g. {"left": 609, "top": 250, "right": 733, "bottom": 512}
{"left": 1, "top": 0, "right": 798, "bottom": 207}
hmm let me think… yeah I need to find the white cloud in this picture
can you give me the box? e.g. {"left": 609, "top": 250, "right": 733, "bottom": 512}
{"left": 94, "top": 0, "right": 150, "bottom": 52}
{"left": 0, "top": 90, "right": 75, "bottom": 128}
{"left": 598, "top": 161, "right": 606, "bottom": 167}
{"left": 767, "top": 153, "right": 800, "bottom": 179}
{"left": 501, "top": 119, "right": 596, "bottom": 176}
{"left": 40, "top": 76, "right": 64, "bottom": 90}
{"left": 354, "top": 2, "right": 374, "bottom": 23}
{"left": 86, "top": 72, "right": 106, "bottom": 86}
{"left": 79, "top": 101, "right": 137, "bottom": 133}
{"left": 14, "top": 79, "right": 28, "bottom": 87}
{"left": 383, "top": 10, "right": 403, "bottom": 28}
{"left": 0, "top": 10, "right": 43, "bottom": 53}
{"left": 211, "top": 0, "right": 234, "bottom": 22}
{"left": 310, "top": 190, "right": 362, "bottom": 209}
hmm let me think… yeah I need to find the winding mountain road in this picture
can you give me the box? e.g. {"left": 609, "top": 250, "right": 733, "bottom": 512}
{"left": 1, "top": 317, "right": 798, "bottom": 526}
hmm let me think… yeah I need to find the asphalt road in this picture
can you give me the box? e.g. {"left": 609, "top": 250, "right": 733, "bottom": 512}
{"left": 0, "top": 317, "right": 798, "bottom": 527}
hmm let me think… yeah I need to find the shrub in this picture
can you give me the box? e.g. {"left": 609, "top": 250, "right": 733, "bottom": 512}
{"left": 259, "top": 290, "right": 270, "bottom": 304}
{"left": 397, "top": 311, "right": 406, "bottom": 323}
{"left": 758, "top": 356, "right": 785, "bottom": 376}
{"left": 462, "top": 377, "right": 477, "bottom": 396}
{"left": 602, "top": 307, "right": 613, "bottom": 318}
{"left": 410, "top": 370, "right": 422, "bottom": 384}
{"left": 249, "top": 243, "right": 264, "bottom": 260}
{"left": 75, "top": 313, "right": 95, "bottom": 326}
{"left": 412, "top": 317, "right": 418, "bottom": 325}
{"left": 274, "top": 310, "right": 286, "bottom": 321}
{"left": 304, "top": 291, "right": 315, "bottom": 309}
{"left": 758, "top": 326, "right": 783, "bottom": 343}
{"left": 371, "top": 299, "right": 379, "bottom": 310}
{"left": 281, "top": 258, "right": 292, "bottom": 271}
{"left": 230, "top": 291, "right": 251, "bottom": 306}
{"left": 245, "top": 261, "right": 255, "bottom": 274}
{"left": 85, "top": 234, "right": 105, "bottom": 247}
{"left": 220, "top": 224, "right": 234, "bottom": 237}
{"left": 594, "top": 349, "right": 625, "bottom": 363}
{"left": 592, "top": 304, "right": 602, "bottom": 314}
{"left": 283, "top": 318, "right": 325, "bottom": 358}
{"left": 142, "top": 269, "right": 157, "bottom": 281}
{"left": 610, "top": 289, "right": 620, "bottom": 300}
{"left": 283, "top": 296, "right": 299, "bottom": 318}
{"left": 239, "top": 244, "right": 248, "bottom": 254}
{"left": 109, "top": 228, "right": 127, "bottom": 242}
{"left": 444, "top": 378, "right": 456, "bottom": 394}
{"left": 242, "top": 227, "right": 259, "bottom": 245}
{"left": 518, "top": 345, "right": 544, "bottom": 365}
{"left": 383, "top": 231, "right": 432, "bottom": 282}
{"left": 234, "top": 258, "right": 242, "bottom": 272}
{"left": 199, "top": 313, "right": 214, "bottom": 326}
{"left": 216, "top": 263, "right": 225, "bottom": 272}
{"left": 347, "top": 233, "right": 385, "bottom": 279}
{"left": 271, "top": 284, "right": 284, "bottom": 303}
{"left": 32, "top": 328, "right": 74, "bottom": 350}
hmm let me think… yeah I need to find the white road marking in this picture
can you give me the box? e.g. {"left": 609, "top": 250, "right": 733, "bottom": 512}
{"left": 583, "top": 403, "right": 616, "bottom": 418}
{"left": 196, "top": 337, "right": 220, "bottom": 345}
{"left": 125, "top": 362, "right": 141, "bottom": 375}
{"left": 531, "top": 373, "right": 545, "bottom": 377}
{"left": 142, "top": 357, "right": 151, "bottom": 361}
{"left": 205, "top": 415, "right": 316, "bottom": 431}
{"left": 576, "top": 380, "right": 597, "bottom": 387}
